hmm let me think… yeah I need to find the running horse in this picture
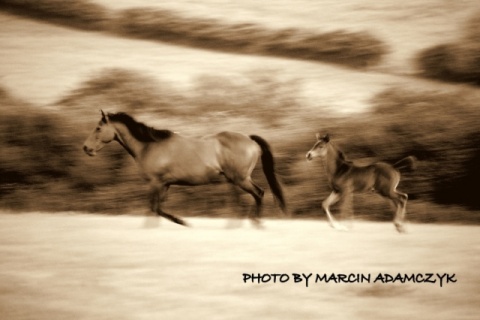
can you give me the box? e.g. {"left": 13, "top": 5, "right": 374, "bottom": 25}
{"left": 306, "top": 133, "right": 415, "bottom": 233}
{"left": 83, "top": 111, "right": 286, "bottom": 226}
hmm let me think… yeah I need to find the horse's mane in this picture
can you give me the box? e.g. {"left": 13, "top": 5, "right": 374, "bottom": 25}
{"left": 108, "top": 112, "right": 173, "bottom": 142}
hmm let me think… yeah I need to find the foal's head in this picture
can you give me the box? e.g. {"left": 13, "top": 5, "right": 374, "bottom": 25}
{"left": 83, "top": 110, "right": 116, "bottom": 156}
{"left": 306, "top": 133, "right": 330, "bottom": 161}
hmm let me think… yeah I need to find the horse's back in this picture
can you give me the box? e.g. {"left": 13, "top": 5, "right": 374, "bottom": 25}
{"left": 209, "top": 131, "right": 261, "bottom": 181}
{"left": 139, "top": 134, "right": 223, "bottom": 184}
{"left": 211, "top": 131, "right": 252, "bottom": 145}
{"left": 209, "top": 132, "right": 258, "bottom": 154}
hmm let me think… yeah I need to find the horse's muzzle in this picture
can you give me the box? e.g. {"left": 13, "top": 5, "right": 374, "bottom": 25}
{"left": 306, "top": 152, "right": 313, "bottom": 161}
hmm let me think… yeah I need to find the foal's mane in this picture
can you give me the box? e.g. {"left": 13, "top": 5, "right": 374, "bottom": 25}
{"left": 108, "top": 112, "right": 173, "bottom": 142}
{"left": 328, "top": 143, "right": 354, "bottom": 176}
{"left": 331, "top": 143, "right": 352, "bottom": 164}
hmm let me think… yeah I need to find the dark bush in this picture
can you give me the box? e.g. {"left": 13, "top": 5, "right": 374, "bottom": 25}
{"left": 189, "top": 72, "right": 301, "bottom": 126}
{"left": 0, "top": 0, "right": 109, "bottom": 30}
{"left": 416, "top": 11, "right": 480, "bottom": 84}
{"left": 367, "top": 88, "right": 480, "bottom": 209}
{"left": 113, "top": 8, "right": 388, "bottom": 68}
{"left": 0, "top": 89, "right": 140, "bottom": 212}
{"left": 58, "top": 68, "right": 184, "bottom": 116}
{"left": 417, "top": 43, "right": 480, "bottom": 84}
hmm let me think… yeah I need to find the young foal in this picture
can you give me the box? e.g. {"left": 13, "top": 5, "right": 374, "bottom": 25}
{"left": 83, "top": 111, "right": 286, "bottom": 227}
{"left": 306, "top": 133, "right": 415, "bottom": 233}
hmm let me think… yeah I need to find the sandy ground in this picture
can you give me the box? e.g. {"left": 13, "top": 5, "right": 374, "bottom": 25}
{"left": 0, "top": 212, "right": 478, "bottom": 319}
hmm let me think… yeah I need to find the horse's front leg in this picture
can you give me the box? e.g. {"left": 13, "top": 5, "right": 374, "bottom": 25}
{"left": 322, "top": 191, "right": 348, "bottom": 231}
{"left": 150, "top": 184, "right": 188, "bottom": 227}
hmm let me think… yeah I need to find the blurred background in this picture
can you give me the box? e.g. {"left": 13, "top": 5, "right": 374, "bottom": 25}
{"left": 1, "top": 0, "right": 479, "bottom": 224}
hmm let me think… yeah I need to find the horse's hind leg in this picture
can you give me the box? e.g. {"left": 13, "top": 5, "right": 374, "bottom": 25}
{"left": 225, "top": 184, "right": 246, "bottom": 228}
{"left": 322, "top": 191, "right": 348, "bottom": 231}
{"left": 236, "top": 178, "right": 264, "bottom": 227}
{"left": 150, "top": 185, "right": 188, "bottom": 227}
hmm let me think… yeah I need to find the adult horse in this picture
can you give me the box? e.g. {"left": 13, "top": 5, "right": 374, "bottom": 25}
{"left": 306, "top": 133, "right": 415, "bottom": 233}
{"left": 83, "top": 111, "right": 286, "bottom": 226}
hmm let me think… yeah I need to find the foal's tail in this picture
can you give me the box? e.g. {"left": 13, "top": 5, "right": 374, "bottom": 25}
{"left": 249, "top": 135, "right": 287, "bottom": 213}
{"left": 393, "top": 156, "right": 417, "bottom": 172}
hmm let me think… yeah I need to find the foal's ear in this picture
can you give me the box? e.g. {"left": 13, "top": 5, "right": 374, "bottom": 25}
{"left": 100, "top": 109, "right": 108, "bottom": 123}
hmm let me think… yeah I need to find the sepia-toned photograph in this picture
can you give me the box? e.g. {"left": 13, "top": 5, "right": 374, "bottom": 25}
{"left": 0, "top": 0, "right": 479, "bottom": 319}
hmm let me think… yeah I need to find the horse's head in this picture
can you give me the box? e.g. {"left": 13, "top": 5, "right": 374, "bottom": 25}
{"left": 306, "top": 133, "right": 330, "bottom": 161}
{"left": 83, "top": 110, "right": 116, "bottom": 156}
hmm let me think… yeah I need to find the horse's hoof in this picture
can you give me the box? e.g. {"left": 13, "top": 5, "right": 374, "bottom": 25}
{"left": 226, "top": 219, "right": 243, "bottom": 229}
{"left": 143, "top": 216, "right": 160, "bottom": 229}
{"left": 251, "top": 219, "right": 265, "bottom": 229}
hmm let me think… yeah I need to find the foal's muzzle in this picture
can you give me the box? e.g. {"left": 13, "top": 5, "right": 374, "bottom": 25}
{"left": 83, "top": 145, "right": 95, "bottom": 156}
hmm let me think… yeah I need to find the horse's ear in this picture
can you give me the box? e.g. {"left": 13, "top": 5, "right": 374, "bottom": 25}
{"left": 316, "top": 132, "right": 321, "bottom": 141}
{"left": 100, "top": 109, "right": 108, "bottom": 123}
{"left": 322, "top": 133, "right": 330, "bottom": 142}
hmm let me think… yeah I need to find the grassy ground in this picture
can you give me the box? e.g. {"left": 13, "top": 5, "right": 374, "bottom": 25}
{"left": 0, "top": 212, "right": 478, "bottom": 319}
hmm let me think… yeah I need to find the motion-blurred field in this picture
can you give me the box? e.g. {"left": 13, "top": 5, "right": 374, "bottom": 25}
{"left": 0, "top": 213, "right": 478, "bottom": 319}
{"left": 1, "top": 0, "right": 480, "bottom": 223}
{"left": 1, "top": 1, "right": 480, "bottom": 319}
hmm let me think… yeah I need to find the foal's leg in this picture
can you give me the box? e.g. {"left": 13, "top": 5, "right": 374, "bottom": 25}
{"left": 151, "top": 185, "right": 188, "bottom": 226}
{"left": 236, "top": 178, "right": 264, "bottom": 227}
{"left": 322, "top": 191, "right": 348, "bottom": 231}
{"left": 392, "top": 190, "right": 408, "bottom": 233}
{"left": 340, "top": 191, "right": 354, "bottom": 229}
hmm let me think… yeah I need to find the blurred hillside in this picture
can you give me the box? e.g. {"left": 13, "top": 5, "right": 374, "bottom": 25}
{"left": 1, "top": 0, "right": 480, "bottom": 224}
{"left": 416, "top": 11, "right": 480, "bottom": 84}
{"left": 0, "top": 0, "right": 387, "bottom": 68}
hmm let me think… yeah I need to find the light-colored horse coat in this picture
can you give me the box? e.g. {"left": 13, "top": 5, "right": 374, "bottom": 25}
{"left": 306, "top": 133, "right": 415, "bottom": 233}
{"left": 83, "top": 111, "right": 286, "bottom": 226}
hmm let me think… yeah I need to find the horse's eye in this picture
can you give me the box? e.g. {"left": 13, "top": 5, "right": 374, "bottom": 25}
{"left": 96, "top": 127, "right": 101, "bottom": 132}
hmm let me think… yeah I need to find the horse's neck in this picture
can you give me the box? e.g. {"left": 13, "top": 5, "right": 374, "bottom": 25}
{"left": 112, "top": 122, "right": 145, "bottom": 158}
{"left": 325, "top": 144, "right": 349, "bottom": 176}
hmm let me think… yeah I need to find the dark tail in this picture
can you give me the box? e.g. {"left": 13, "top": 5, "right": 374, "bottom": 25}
{"left": 249, "top": 135, "right": 287, "bottom": 213}
{"left": 393, "top": 156, "right": 417, "bottom": 172}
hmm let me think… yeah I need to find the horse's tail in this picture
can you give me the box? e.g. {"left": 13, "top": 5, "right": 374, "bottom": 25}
{"left": 393, "top": 155, "right": 417, "bottom": 172}
{"left": 249, "top": 135, "right": 287, "bottom": 213}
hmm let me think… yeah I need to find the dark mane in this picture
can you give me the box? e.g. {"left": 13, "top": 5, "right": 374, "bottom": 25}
{"left": 333, "top": 145, "right": 353, "bottom": 165}
{"left": 108, "top": 112, "right": 173, "bottom": 142}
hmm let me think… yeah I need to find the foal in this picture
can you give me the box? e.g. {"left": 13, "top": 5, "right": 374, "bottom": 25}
{"left": 306, "top": 133, "right": 415, "bottom": 233}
